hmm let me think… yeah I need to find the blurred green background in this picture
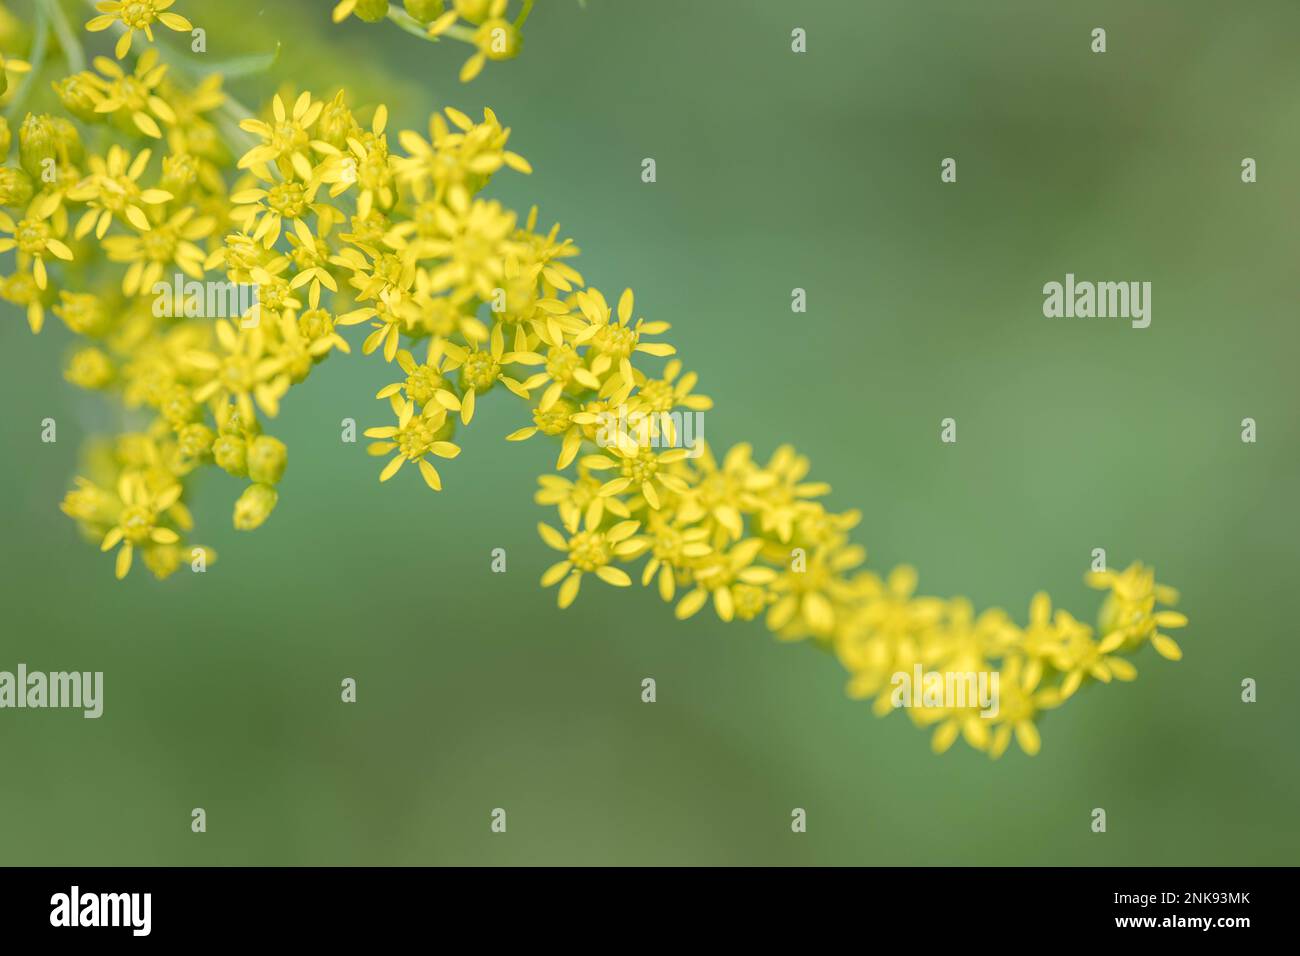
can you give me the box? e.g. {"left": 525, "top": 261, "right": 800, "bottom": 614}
{"left": 2, "top": 0, "right": 1298, "bottom": 865}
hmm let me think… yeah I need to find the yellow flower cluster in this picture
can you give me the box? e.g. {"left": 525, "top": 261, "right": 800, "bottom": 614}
{"left": 334, "top": 0, "right": 531, "bottom": 83}
{"left": 1, "top": 4, "right": 1189, "bottom": 757}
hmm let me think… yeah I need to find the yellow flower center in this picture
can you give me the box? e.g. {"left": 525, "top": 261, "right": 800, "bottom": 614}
{"left": 119, "top": 504, "right": 155, "bottom": 544}
{"left": 593, "top": 323, "right": 636, "bottom": 358}
{"left": 637, "top": 379, "right": 673, "bottom": 412}
{"left": 298, "top": 308, "right": 335, "bottom": 341}
{"left": 732, "top": 584, "right": 767, "bottom": 620}
{"left": 267, "top": 182, "right": 308, "bottom": 218}
{"left": 141, "top": 225, "right": 178, "bottom": 262}
{"left": 461, "top": 350, "right": 499, "bottom": 392}
{"left": 15, "top": 219, "right": 50, "bottom": 254}
{"left": 532, "top": 399, "right": 573, "bottom": 436}
{"left": 220, "top": 355, "right": 255, "bottom": 392}
{"left": 545, "top": 345, "right": 580, "bottom": 383}
{"left": 397, "top": 415, "right": 439, "bottom": 460}
{"left": 271, "top": 121, "right": 309, "bottom": 156}
{"left": 404, "top": 365, "right": 447, "bottom": 407}
{"left": 121, "top": 2, "right": 160, "bottom": 29}
{"left": 620, "top": 447, "right": 660, "bottom": 485}
{"left": 568, "top": 530, "right": 610, "bottom": 571}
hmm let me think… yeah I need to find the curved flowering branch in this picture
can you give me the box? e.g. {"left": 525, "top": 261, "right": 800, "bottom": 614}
{"left": 334, "top": 0, "right": 532, "bottom": 83}
{"left": 0, "top": 2, "right": 1189, "bottom": 758}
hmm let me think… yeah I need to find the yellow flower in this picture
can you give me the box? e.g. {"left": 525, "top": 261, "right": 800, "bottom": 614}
{"left": 1087, "top": 562, "right": 1188, "bottom": 660}
{"left": 230, "top": 175, "right": 327, "bottom": 249}
{"left": 836, "top": 566, "right": 946, "bottom": 702}
{"left": 506, "top": 397, "right": 589, "bottom": 469}
{"left": 186, "top": 320, "right": 289, "bottom": 422}
{"left": 582, "top": 433, "right": 692, "bottom": 512}
{"left": 290, "top": 283, "right": 352, "bottom": 360}
{"left": 324, "top": 104, "right": 393, "bottom": 219}
{"left": 988, "top": 655, "right": 1063, "bottom": 759}
{"left": 413, "top": 190, "right": 518, "bottom": 298}
{"left": 673, "top": 538, "right": 777, "bottom": 623}
{"left": 336, "top": 294, "right": 420, "bottom": 363}
{"left": 538, "top": 511, "right": 639, "bottom": 608}
{"left": 101, "top": 205, "right": 214, "bottom": 296}
{"left": 766, "top": 539, "right": 866, "bottom": 640}
{"left": 98, "top": 472, "right": 183, "bottom": 579}
{"left": 87, "top": 51, "right": 176, "bottom": 138}
{"left": 746, "top": 444, "right": 831, "bottom": 543}
{"left": 535, "top": 466, "right": 631, "bottom": 535}
{"left": 572, "top": 287, "right": 675, "bottom": 397}
{"left": 0, "top": 193, "right": 73, "bottom": 292}
{"left": 86, "top": 0, "right": 194, "bottom": 59}
{"left": 441, "top": 323, "right": 536, "bottom": 421}
{"left": 68, "top": 146, "right": 174, "bottom": 238}
{"left": 460, "top": 2, "right": 519, "bottom": 82}
{"left": 376, "top": 345, "right": 461, "bottom": 412}
{"left": 365, "top": 396, "right": 461, "bottom": 489}
{"left": 394, "top": 105, "right": 531, "bottom": 202}
{"left": 237, "top": 92, "right": 328, "bottom": 179}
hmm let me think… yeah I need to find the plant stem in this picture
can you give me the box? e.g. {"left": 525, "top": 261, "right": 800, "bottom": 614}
{"left": 386, "top": 7, "right": 437, "bottom": 41}
{"left": 4, "top": 3, "right": 49, "bottom": 121}
{"left": 42, "top": 0, "right": 86, "bottom": 73}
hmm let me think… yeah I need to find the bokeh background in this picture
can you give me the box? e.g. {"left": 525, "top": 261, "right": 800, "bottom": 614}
{"left": 2, "top": 0, "right": 1298, "bottom": 865}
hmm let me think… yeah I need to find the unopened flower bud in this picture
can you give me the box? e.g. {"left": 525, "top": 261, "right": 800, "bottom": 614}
{"left": 233, "top": 483, "right": 278, "bottom": 531}
{"left": 18, "top": 113, "right": 55, "bottom": 179}
{"left": 54, "top": 74, "right": 101, "bottom": 122}
{"left": 455, "top": 0, "right": 492, "bottom": 24}
{"left": 355, "top": 0, "right": 390, "bottom": 22}
{"left": 64, "top": 348, "right": 114, "bottom": 389}
{"left": 178, "top": 422, "right": 216, "bottom": 459}
{"left": 476, "top": 19, "right": 521, "bottom": 61}
{"left": 212, "top": 434, "right": 249, "bottom": 477}
{"left": 0, "top": 167, "right": 34, "bottom": 207}
{"left": 247, "top": 435, "right": 288, "bottom": 484}
{"left": 405, "top": 0, "right": 445, "bottom": 22}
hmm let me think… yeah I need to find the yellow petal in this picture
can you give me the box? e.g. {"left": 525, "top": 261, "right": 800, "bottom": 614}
{"left": 1151, "top": 633, "right": 1183, "bottom": 661}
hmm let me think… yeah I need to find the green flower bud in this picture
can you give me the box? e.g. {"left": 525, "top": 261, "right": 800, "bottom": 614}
{"left": 161, "top": 152, "right": 198, "bottom": 198}
{"left": 54, "top": 74, "right": 101, "bottom": 122}
{"left": 217, "top": 404, "right": 261, "bottom": 438}
{"left": 64, "top": 348, "right": 114, "bottom": 390}
{"left": 455, "top": 0, "right": 493, "bottom": 24}
{"left": 233, "top": 483, "right": 278, "bottom": 531}
{"left": 247, "top": 435, "right": 288, "bottom": 484}
{"left": 178, "top": 422, "right": 216, "bottom": 459}
{"left": 0, "top": 116, "right": 10, "bottom": 160}
{"left": 0, "top": 167, "right": 34, "bottom": 208}
{"left": 18, "top": 113, "right": 55, "bottom": 179}
{"left": 355, "top": 0, "right": 390, "bottom": 22}
{"left": 316, "top": 92, "right": 359, "bottom": 151}
{"left": 477, "top": 19, "right": 522, "bottom": 61}
{"left": 404, "top": 0, "right": 445, "bottom": 22}
{"left": 212, "top": 434, "right": 249, "bottom": 477}
{"left": 158, "top": 383, "right": 198, "bottom": 428}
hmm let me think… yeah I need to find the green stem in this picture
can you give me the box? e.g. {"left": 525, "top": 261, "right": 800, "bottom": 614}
{"left": 42, "top": 0, "right": 86, "bottom": 73}
{"left": 515, "top": 0, "right": 534, "bottom": 28}
{"left": 444, "top": 24, "right": 477, "bottom": 44}
{"left": 4, "top": 3, "right": 49, "bottom": 121}
{"left": 386, "top": 7, "right": 437, "bottom": 41}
